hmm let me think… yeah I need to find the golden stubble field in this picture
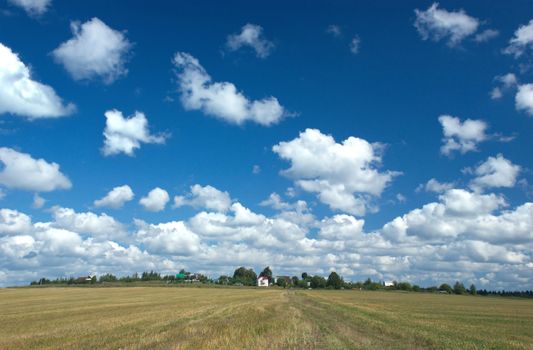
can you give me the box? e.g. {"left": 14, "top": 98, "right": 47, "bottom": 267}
{"left": 0, "top": 286, "right": 532, "bottom": 349}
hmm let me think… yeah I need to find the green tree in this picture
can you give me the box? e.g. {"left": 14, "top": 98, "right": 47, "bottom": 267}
{"left": 232, "top": 267, "right": 257, "bottom": 286}
{"left": 326, "top": 271, "right": 343, "bottom": 289}
{"left": 276, "top": 277, "right": 287, "bottom": 288}
{"left": 301, "top": 272, "right": 308, "bottom": 279}
{"left": 291, "top": 276, "right": 299, "bottom": 286}
{"left": 453, "top": 281, "right": 467, "bottom": 295}
{"left": 397, "top": 282, "right": 412, "bottom": 291}
{"left": 439, "top": 283, "right": 453, "bottom": 294}
{"left": 218, "top": 275, "right": 231, "bottom": 285}
{"left": 310, "top": 275, "right": 327, "bottom": 288}
{"left": 469, "top": 284, "right": 477, "bottom": 295}
{"left": 99, "top": 273, "right": 117, "bottom": 283}
{"left": 298, "top": 279, "right": 310, "bottom": 288}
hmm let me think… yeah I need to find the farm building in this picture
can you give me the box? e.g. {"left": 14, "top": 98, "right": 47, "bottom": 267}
{"left": 257, "top": 276, "right": 269, "bottom": 287}
{"left": 383, "top": 281, "right": 395, "bottom": 287}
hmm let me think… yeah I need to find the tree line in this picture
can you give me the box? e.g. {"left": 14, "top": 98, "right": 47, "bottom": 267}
{"left": 29, "top": 267, "right": 533, "bottom": 298}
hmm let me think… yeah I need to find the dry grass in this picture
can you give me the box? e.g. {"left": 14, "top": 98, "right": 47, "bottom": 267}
{"left": 0, "top": 287, "right": 531, "bottom": 349}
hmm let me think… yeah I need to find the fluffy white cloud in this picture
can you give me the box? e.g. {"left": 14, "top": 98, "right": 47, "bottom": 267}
{"left": 474, "top": 29, "right": 499, "bottom": 43}
{"left": 273, "top": 129, "right": 398, "bottom": 216}
{"left": 139, "top": 188, "right": 169, "bottom": 212}
{"left": 437, "top": 240, "right": 526, "bottom": 264}
{"left": 470, "top": 155, "right": 520, "bottom": 191}
{"left": 260, "top": 193, "right": 308, "bottom": 213}
{"left": 318, "top": 215, "right": 364, "bottom": 240}
{"left": 136, "top": 220, "right": 201, "bottom": 256}
{"left": 1, "top": 177, "right": 532, "bottom": 290}
{"left": 504, "top": 19, "right": 533, "bottom": 58}
{"left": 174, "top": 184, "right": 231, "bottom": 213}
{"left": 381, "top": 188, "right": 533, "bottom": 248}
{"left": 414, "top": 3, "right": 479, "bottom": 46}
{"left": 0, "top": 209, "right": 32, "bottom": 235}
{"left": 188, "top": 202, "right": 307, "bottom": 246}
{"left": 173, "top": 52, "right": 285, "bottom": 126}
{"left": 439, "top": 115, "right": 488, "bottom": 155}
{"left": 418, "top": 178, "right": 455, "bottom": 193}
{"left": 52, "top": 18, "right": 132, "bottom": 84}
{"left": 94, "top": 185, "right": 134, "bottom": 209}
{"left": 226, "top": 24, "right": 274, "bottom": 58}
{"left": 491, "top": 73, "right": 517, "bottom": 100}
{"left": 8, "top": 0, "right": 50, "bottom": 16}
{"left": 0, "top": 148, "right": 71, "bottom": 192}
{"left": 0, "top": 207, "right": 174, "bottom": 285}
{"left": 349, "top": 36, "right": 361, "bottom": 54}
{"left": 0, "top": 43, "right": 74, "bottom": 119}
{"left": 102, "top": 110, "right": 167, "bottom": 156}
{"left": 51, "top": 207, "right": 125, "bottom": 241}
{"left": 515, "top": 84, "right": 533, "bottom": 116}
{"left": 441, "top": 189, "right": 507, "bottom": 215}
{"left": 0, "top": 234, "right": 36, "bottom": 259}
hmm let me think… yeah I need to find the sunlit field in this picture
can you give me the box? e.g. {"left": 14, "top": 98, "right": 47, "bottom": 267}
{"left": 0, "top": 287, "right": 532, "bottom": 349}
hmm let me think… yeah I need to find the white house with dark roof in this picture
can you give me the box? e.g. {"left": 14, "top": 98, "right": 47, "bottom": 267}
{"left": 257, "top": 276, "right": 269, "bottom": 287}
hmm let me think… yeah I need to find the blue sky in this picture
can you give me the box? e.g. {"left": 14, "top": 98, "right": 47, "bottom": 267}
{"left": 0, "top": 0, "right": 532, "bottom": 289}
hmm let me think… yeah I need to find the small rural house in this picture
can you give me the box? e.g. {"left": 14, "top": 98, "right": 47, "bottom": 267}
{"left": 257, "top": 276, "right": 269, "bottom": 287}
{"left": 383, "top": 281, "right": 394, "bottom": 287}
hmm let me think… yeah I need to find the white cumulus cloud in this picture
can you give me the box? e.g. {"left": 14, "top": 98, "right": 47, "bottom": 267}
{"left": 8, "top": 0, "right": 50, "bottom": 16}
{"left": 491, "top": 73, "right": 518, "bottom": 100}
{"left": 173, "top": 52, "right": 285, "bottom": 126}
{"left": 0, "top": 177, "right": 532, "bottom": 290}
{"left": 0, "top": 148, "right": 71, "bottom": 192}
{"left": 474, "top": 29, "right": 499, "bottom": 43}
{"left": 418, "top": 178, "right": 455, "bottom": 193}
{"left": 515, "top": 83, "right": 533, "bottom": 116}
{"left": 0, "top": 43, "right": 74, "bottom": 119}
{"left": 174, "top": 184, "right": 231, "bottom": 213}
{"left": 94, "top": 185, "right": 134, "bottom": 209}
{"left": 226, "top": 23, "right": 274, "bottom": 58}
{"left": 414, "top": 3, "right": 479, "bottom": 46}
{"left": 0, "top": 209, "right": 32, "bottom": 236}
{"left": 504, "top": 19, "right": 533, "bottom": 58}
{"left": 52, "top": 18, "right": 132, "bottom": 84}
{"left": 470, "top": 155, "right": 520, "bottom": 191}
{"left": 439, "top": 115, "right": 488, "bottom": 156}
{"left": 139, "top": 188, "right": 169, "bottom": 212}
{"left": 51, "top": 207, "right": 125, "bottom": 241}
{"left": 102, "top": 109, "right": 168, "bottom": 156}
{"left": 136, "top": 220, "right": 201, "bottom": 256}
{"left": 273, "top": 128, "right": 398, "bottom": 216}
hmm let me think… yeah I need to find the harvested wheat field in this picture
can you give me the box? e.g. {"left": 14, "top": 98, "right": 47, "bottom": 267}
{"left": 0, "top": 287, "right": 532, "bottom": 349}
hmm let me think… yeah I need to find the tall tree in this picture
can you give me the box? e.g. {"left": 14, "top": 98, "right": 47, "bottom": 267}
{"left": 233, "top": 267, "right": 257, "bottom": 286}
{"left": 453, "top": 281, "right": 467, "bottom": 295}
{"left": 469, "top": 284, "right": 477, "bottom": 295}
{"left": 326, "top": 271, "right": 343, "bottom": 289}
{"left": 310, "top": 275, "right": 327, "bottom": 288}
